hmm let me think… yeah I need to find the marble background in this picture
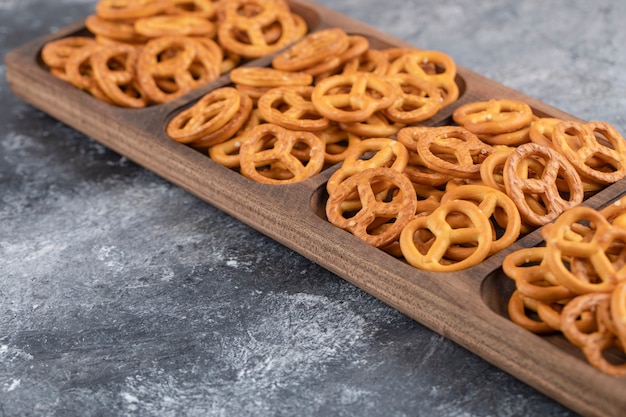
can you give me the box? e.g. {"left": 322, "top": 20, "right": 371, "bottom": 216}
{"left": 2, "top": 0, "right": 626, "bottom": 416}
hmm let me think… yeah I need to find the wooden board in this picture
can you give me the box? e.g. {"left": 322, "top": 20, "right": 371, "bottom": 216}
{"left": 5, "top": 1, "right": 626, "bottom": 416}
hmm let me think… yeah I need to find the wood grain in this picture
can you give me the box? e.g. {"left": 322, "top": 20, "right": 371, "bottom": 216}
{"left": 5, "top": 1, "right": 626, "bottom": 416}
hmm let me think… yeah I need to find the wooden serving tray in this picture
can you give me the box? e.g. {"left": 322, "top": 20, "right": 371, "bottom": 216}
{"left": 5, "top": 1, "right": 626, "bottom": 416}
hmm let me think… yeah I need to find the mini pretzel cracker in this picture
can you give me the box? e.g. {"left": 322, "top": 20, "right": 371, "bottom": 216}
{"left": 326, "top": 138, "right": 409, "bottom": 196}
{"left": 529, "top": 117, "right": 564, "bottom": 148}
{"left": 257, "top": 86, "right": 329, "bottom": 132}
{"left": 64, "top": 43, "right": 115, "bottom": 104}
{"left": 271, "top": 28, "right": 349, "bottom": 72}
{"left": 314, "top": 125, "right": 363, "bottom": 165}
{"left": 453, "top": 99, "right": 534, "bottom": 136}
{"left": 326, "top": 167, "right": 417, "bottom": 248}
{"left": 134, "top": 15, "right": 217, "bottom": 38}
{"left": 165, "top": 0, "right": 219, "bottom": 20}
{"left": 386, "top": 49, "right": 459, "bottom": 107}
{"left": 440, "top": 184, "right": 521, "bottom": 256}
{"left": 217, "top": 0, "right": 300, "bottom": 59}
{"left": 95, "top": 0, "right": 171, "bottom": 20}
{"left": 408, "top": 126, "right": 495, "bottom": 179}
{"left": 239, "top": 123, "right": 325, "bottom": 184}
{"left": 190, "top": 93, "right": 253, "bottom": 148}
{"left": 552, "top": 120, "right": 626, "bottom": 185}
{"left": 611, "top": 281, "right": 626, "bottom": 350}
{"left": 167, "top": 86, "right": 242, "bottom": 144}
{"left": 503, "top": 142, "right": 583, "bottom": 227}
{"left": 399, "top": 200, "right": 492, "bottom": 272}
{"left": 338, "top": 112, "right": 405, "bottom": 138}
{"left": 90, "top": 43, "right": 148, "bottom": 108}
{"left": 136, "top": 35, "right": 220, "bottom": 104}
{"left": 85, "top": 15, "right": 148, "bottom": 45}
{"left": 561, "top": 292, "right": 626, "bottom": 377}
{"left": 383, "top": 73, "right": 443, "bottom": 124}
{"left": 40, "top": 36, "right": 98, "bottom": 81}
{"left": 208, "top": 108, "right": 265, "bottom": 168}
{"left": 546, "top": 205, "right": 626, "bottom": 295}
{"left": 312, "top": 72, "right": 398, "bottom": 123}
{"left": 230, "top": 66, "right": 313, "bottom": 88}
{"left": 502, "top": 200, "right": 626, "bottom": 376}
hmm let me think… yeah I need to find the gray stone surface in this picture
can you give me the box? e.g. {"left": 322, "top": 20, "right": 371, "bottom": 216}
{"left": 2, "top": 0, "right": 625, "bottom": 416}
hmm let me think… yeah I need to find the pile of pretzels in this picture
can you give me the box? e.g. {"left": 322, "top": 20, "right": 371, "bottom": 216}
{"left": 504, "top": 199, "right": 626, "bottom": 376}
{"left": 166, "top": 27, "right": 459, "bottom": 184}
{"left": 324, "top": 98, "right": 626, "bottom": 273}
{"left": 40, "top": 0, "right": 307, "bottom": 107}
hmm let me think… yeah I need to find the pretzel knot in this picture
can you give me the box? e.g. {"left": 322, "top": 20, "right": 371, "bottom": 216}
{"left": 453, "top": 99, "right": 534, "bottom": 136}
{"left": 96, "top": 0, "right": 171, "bottom": 20}
{"left": 552, "top": 120, "right": 626, "bottom": 185}
{"left": 90, "top": 43, "right": 148, "bottom": 109}
{"left": 545, "top": 205, "right": 626, "bottom": 295}
{"left": 399, "top": 200, "right": 493, "bottom": 272}
{"left": 311, "top": 72, "right": 398, "bottom": 123}
{"left": 137, "top": 36, "right": 220, "bottom": 104}
{"left": 440, "top": 184, "right": 521, "bottom": 256}
{"left": 166, "top": 86, "right": 243, "bottom": 144}
{"left": 503, "top": 143, "right": 583, "bottom": 226}
{"left": 217, "top": 0, "right": 300, "bottom": 59}
{"left": 383, "top": 73, "right": 443, "bottom": 124}
{"left": 326, "top": 167, "right": 417, "bottom": 248}
{"left": 257, "top": 86, "right": 329, "bottom": 132}
{"left": 561, "top": 292, "right": 626, "bottom": 376}
{"left": 326, "top": 138, "right": 409, "bottom": 196}
{"left": 239, "top": 123, "right": 325, "bottom": 184}
{"left": 271, "top": 28, "right": 349, "bottom": 72}
{"left": 402, "top": 126, "right": 495, "bottom": 179}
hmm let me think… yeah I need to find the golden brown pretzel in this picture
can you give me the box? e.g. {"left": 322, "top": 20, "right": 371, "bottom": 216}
{"left": 383, "top": 73, "right": 443, "bottom": 124}
{"left": 167, "top": 86, "right": 243, "bottom": 143}
{"left": 338, "top": 112, "right": 405, "bottom": 138}
{"left": 326, "top": 167, "right": 417, "bottom": 248}
{"left": 385, "top": 49, "right": 459, "bottom": 107}
{"left": 239, "top": 123, "right": 325, "bottom": 184}
{"left": 561, "top": 292, "right": 626, "bottom": 376}
{"left": 230, "top": 66, "right": 312, "bottom": 88}
{"left": 440, "top": 184, "right": 521, "bottom": 256}
{"left": 552, "top": 120, "right": 626, "bottom": 185}
{"left": 611, "top": 281, "right": 626, "bottom": 351}
{"left": 304, "top": 34, "right": 369, "bottom": 77}
{"left": 406, "top": 126, "right": 495, "bottom": 179}
{"left": 165, "top": 0, "right": 219, "bottom": 20}
{"left": 545, "top": 205, "right": 626, "bottom": 294}
{"left": 90, "top": 43, "right": 148, "bottom": 108}
{"left": 312, "top": 72, "right": 398, "bottom": 123}
{"left": 217, "top": 0, "right": 299, "bottom": 59}
{"left": 502, "top": 247, "right": 575, "bottom": 302}
{"left": 134, "top": 14, "right": 217, "bottom": 38}
{"left": 136, "top": 35, "right": 220, "bottom": 104}
{"left": 208, "top": 108, "right": 265, "bottom": 168}
{"left": 399, "top": 199, "right": 492, "bottom": 272}
{"left": 64, "top": 43, "right": 115, "bottom": 104}
{"left": 271, "top": 28, "right": 349, "bottom": 72}
{"left": 326, "top": 138, "right": 409, "bottom": 196}
{"left": 85, "top": 15, "right": 148, "bottom": 45}
{"left": 453, "top": 99, "right": 534, "bottom": 136}
{"left": 503, "top": 143, "right": 583, "bottom": 226}
{"left": 41, "top": 36, "right": 98, "bottom": 80}
{"left": 96, "top": 0, "right": 171, "bottom": 20}
{"left": 257, "top": 86, "right": 329, "bottom": 132}
{"left": 314, "top": 125, "right": 363, "bottom": 165}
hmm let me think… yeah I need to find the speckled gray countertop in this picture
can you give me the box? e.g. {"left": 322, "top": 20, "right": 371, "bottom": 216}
{"left": 2, "top": 1, "right": 625, "bottom": 416}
